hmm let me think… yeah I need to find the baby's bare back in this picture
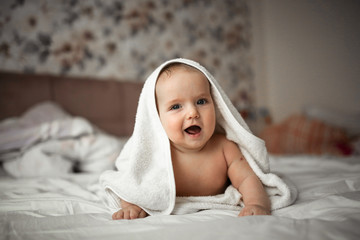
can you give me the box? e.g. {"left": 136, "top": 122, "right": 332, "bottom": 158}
{"left": 171, "top": 134, "right": 229, "bottom": 197}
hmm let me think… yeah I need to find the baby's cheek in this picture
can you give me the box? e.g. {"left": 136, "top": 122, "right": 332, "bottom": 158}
{"left": 163, "top": 118, "right": 182, "bottom": 139}
{"left": 205, "top": 111, "right": 216, "bottom": 134}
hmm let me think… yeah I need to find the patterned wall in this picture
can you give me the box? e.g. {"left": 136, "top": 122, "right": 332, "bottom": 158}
{"left": 0, "top": 0, "right": 254, "bottom": 110}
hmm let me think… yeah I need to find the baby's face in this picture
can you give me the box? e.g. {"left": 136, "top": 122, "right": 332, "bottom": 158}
{"left": 156, "top": 67, "right": 216, "bottom": 152}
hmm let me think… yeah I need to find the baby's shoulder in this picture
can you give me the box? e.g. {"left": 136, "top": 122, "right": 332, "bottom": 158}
{"left": 212, "top": 135, "right": 242, "bottom": 165}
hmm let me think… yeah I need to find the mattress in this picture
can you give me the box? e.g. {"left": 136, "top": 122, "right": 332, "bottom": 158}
{"left": 1, "top": 155, "right": 359, "bottom": 240}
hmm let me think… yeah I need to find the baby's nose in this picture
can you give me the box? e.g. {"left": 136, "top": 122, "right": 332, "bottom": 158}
{"left": 187, "top": 106, "right": 199, "bottom": 119}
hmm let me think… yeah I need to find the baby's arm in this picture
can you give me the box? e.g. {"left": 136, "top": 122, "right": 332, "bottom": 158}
{"left": 225, "top": 140, "right": 271, "bottom": 216}
{"left": 112, "top": 199, "right": 148, "bottom": 220}
{"left": 236, "top": 172, "right": 271, "bottom": 216}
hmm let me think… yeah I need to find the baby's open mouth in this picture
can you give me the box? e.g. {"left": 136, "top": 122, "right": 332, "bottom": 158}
{"left": 185, "top": 125, "right": 201, "bottom": 135}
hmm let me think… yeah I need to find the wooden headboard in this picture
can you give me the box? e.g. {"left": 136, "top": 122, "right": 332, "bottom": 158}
{"left": 0, "top": 71, "right": 144, "bottom": 137}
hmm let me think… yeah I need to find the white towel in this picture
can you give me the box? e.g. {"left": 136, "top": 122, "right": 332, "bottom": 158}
{"left": 100, "top": 58, "right": 297, "bottom": 216}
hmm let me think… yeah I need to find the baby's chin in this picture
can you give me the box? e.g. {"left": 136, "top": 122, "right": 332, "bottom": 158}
{"left": 170, "top": 136, "right": 212, "bottom": 153}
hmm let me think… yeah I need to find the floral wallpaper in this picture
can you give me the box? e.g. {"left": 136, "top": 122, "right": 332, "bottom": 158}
{"left": 0, "top": 0, "right": 254, "bottom": 110}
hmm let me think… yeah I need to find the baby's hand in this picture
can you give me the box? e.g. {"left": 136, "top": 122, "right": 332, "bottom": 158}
{"left": 238, "top": 204, "right": 271, "bottom": 217}
{"left": 112, "top": 205, "right": 148, "bottom": 220}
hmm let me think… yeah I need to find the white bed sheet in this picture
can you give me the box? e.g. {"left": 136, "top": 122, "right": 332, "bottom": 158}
{"left": 1, "top": 155, "right": 360, "bottom": 240}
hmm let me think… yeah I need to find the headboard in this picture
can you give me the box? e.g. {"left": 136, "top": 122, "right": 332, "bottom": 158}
{"left": 0, "top": 71, "right": 144, "bottom": 137}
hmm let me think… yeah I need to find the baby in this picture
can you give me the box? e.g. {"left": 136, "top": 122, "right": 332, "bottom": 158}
{"left": 112, "top": 63, "right": 271, "bottom": 220}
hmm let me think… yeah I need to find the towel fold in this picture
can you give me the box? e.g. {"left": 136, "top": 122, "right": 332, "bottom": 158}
{"left": 100, "top": 58, "right": 297, "bottom": 216}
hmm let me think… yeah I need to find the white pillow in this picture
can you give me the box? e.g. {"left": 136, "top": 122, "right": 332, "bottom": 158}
{"left": 41, "top": 134, "right": 128, "bottom": 172}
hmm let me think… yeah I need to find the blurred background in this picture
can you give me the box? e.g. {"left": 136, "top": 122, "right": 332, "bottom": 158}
{"left": 0, "top": 0, "right": 254, "bottom": 111}
{"left": 250, "top": 0, "right": 360, "bottom": 123}
{"left": 1, "top": 0, "right": 359, "bottom": 154}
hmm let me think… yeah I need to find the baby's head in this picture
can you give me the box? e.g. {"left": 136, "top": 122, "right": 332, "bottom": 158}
{"left": 155, "top": 63, "right": 216, "bottom": 152}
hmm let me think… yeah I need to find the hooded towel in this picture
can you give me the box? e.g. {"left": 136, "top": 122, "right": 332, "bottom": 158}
{"left": 100, "top": 58, "right": 296, "bottom": 216}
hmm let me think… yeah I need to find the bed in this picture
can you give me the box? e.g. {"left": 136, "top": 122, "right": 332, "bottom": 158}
{"left": 1, "top": 71, "right": 360, "bottom": 240}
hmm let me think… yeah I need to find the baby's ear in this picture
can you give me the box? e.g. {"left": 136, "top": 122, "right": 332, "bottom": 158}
{"left": 215, "top": 123, "right": 225, "bottom": 134}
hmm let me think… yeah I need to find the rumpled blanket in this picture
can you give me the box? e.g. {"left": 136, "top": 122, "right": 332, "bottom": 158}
{"left": 100, "top": 58, "right": 297, "bottom": 216}
{"left": 0, "top": 102, "right": 126, "bottom": 177}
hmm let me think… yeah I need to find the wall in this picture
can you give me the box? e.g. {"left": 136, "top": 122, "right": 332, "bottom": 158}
{"left": 0, "top": 0, "right": 254, "bottom": 110}
{"left": 250, "top": 0, "right": 360, "bottom": 122}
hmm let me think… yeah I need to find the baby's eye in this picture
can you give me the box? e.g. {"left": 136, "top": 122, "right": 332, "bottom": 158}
{"left": 197, "top": 99, "right": 207, "bottom": 105}
{"left": 170, "top": 104, "right": 181, "bottom": 110}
